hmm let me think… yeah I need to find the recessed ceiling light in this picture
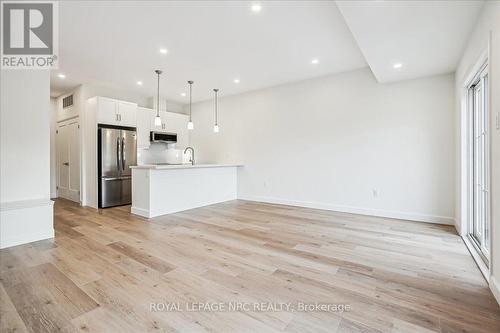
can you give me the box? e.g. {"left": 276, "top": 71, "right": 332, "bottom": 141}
{"left": 251, "top": 3, "right": 262, "bottom": 12}
{"left": 311, "top": 58, "right": 319, "bottom": 65}
{"left": 159, "top": 48, "right": 168, "bottom": 54}
{"left": 57, "top": 73, "right": 66, "bottom": 79}
{"left": 136, "top": 81, "right": 143, "bottom": 86}
{"left": 233, "top": 78, "right": 240, "bottom": 83}
{"left": 393, "top": 63, "right": 403, "bottom": 69}
{"left": 180, "top": 92, "right": 186, "bottom": 97}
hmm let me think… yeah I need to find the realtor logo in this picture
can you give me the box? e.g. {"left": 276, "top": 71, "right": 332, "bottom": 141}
{"left": 1, "top": 1, "right": 58, "bottom": 69}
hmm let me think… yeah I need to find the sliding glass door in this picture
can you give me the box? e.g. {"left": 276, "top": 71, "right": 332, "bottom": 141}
{"left": 468, "top": 63, "right": 490, "bottom": 263}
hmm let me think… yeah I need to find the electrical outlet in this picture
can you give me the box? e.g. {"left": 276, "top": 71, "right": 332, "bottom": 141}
{"left": 372, "top": 188, "right": 379, "bottom": 198}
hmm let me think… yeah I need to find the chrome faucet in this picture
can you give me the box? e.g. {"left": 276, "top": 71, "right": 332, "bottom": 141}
{"left": 184, "top": 147, "right": 195, "bottom": 165}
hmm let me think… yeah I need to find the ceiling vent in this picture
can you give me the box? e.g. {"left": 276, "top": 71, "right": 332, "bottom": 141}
{"left": 62, "top": 94, "right": 73, "bottom": 109}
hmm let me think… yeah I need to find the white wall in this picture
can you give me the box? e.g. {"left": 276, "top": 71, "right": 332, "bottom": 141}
{"left": 0, "top": 70, "right": 54, "bottom": 248}
{"left": 1, "top": 71, "right": 52, "bottom": 202}
{"left": 454, "top": 1, "right": 500, "bottom": 303}
{"left": 190, "top": 68, "right": 455, "bottom": 224}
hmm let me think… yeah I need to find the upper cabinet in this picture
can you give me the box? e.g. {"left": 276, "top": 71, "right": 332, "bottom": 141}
{"left": 149, "top": 111, "right": 169, "bottom": 133}
{"left": 96, "top": 97, "right": 137, "bottom": 127}
{"left": 137, "top": 107, "right": 154, "bottom": 148}
{"left": 117, "top": 101, "right": 137, "bottom": 127}
{"left": 92, "top": 98, "right": 188, "bottom": 148}
{"left": 138, "top": 107, "right": 189, "bottom": 148}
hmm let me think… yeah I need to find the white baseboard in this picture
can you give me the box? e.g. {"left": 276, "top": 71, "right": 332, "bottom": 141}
{"left": 131, "top": 206, "right": 151, "bottom": 218}
{"left": 238, "top": 195, "right": 454, "bottom": 225}
{"left": 462, "top": 235, "right": 490, "bottom": 281}
{"left": 0, "top": 199, "right": 54, "bottom": 249}
{"left": 491, "top": 276, "right": 500, "bottom": 306}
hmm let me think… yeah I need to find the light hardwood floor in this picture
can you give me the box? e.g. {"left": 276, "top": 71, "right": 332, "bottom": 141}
{"left": 1, "top": 199, "right": 499, "bottom": 333}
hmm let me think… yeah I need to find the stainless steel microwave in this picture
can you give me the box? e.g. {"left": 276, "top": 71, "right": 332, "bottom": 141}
{"left": 150, "top": 131, "right": 177, "bottom": 143}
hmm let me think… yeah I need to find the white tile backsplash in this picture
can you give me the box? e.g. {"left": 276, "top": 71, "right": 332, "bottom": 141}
{"left": 137, "top": 143, "right": 189, "bottom": 165}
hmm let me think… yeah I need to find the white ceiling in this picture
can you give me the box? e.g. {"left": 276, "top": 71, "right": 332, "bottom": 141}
{"left": 336, "top": 0, "right": 484, "bottom": 83}
{"left": 52, "top": 0, "right": 485, "bottom": 101}
{"left": 51, "top": 1, "right": 367, "bottom": 102}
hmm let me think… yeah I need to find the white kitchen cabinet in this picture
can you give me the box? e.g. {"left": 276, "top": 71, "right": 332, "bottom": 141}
{"left": 145, "top": 108, "right": 189, "bottom": 148}
{"left": 95, "top": 97, "right": 137, "bottom": 127}
{"left": 117, "top": 101, "right": 137, "bottom": 127}
{"left": 96, "top": 97, "right": 118, "bottom": 125}
{"left": 137, "top": 107, "right": 153, "bottom": 148}
{"left": 149, "top": 111, "right": 169, "bottom": 132}
{"left": 164, "top": 112, "right": 189, "bottom": 148}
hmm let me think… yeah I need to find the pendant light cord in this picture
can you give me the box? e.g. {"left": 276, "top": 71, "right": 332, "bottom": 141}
{"left": 214, "top": 89, "right": 219, "bottom": 125}
{"left": 157, "top": 72, "right": 160, "bottom": 117}
{"left": 188, "top": 81, "right": 193, "bottom": 122}
{"left": 155, "top": 70, "right": 162, "bottom": 117}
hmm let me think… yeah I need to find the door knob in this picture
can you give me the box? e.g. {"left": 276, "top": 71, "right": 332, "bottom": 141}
{"left": 63, "top": 162, "right": 69, "bottom": 166}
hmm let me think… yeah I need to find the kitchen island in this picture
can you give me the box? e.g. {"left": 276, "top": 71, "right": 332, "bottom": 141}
{"left": 130, "top": 164, "right": 241, "bottom": 218}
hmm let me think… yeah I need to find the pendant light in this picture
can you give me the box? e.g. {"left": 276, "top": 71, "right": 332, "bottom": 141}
{"left": 187, "top": 80, "right": 194, "bottom": 130}
{"left": 213, "top": 88, "right": 220, "bottom": 133}
{"left": 154, "top": 70, "right": 162, "bottom": 127}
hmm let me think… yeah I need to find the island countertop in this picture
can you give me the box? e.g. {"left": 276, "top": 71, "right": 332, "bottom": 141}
{"left": 130, "top": 164, "right": 242, "bottom": 170}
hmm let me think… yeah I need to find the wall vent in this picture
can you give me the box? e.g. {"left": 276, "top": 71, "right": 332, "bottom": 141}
{"left": 63, "top": 95, "right": 73, "bottom": 108}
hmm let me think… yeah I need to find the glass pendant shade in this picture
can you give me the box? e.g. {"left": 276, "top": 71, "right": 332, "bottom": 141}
{"left": 213, "top": 124, "right": 219, "bottom": 133}
{"left": 187, "top": 121, "right": 194, "bottom": 130}
{"left": 154, "top": 115, "right": 162, "bottom": 126}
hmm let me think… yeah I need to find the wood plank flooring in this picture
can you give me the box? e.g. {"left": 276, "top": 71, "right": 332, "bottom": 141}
{"left": 1, "top": 198, "right": 499, "bottom": 333}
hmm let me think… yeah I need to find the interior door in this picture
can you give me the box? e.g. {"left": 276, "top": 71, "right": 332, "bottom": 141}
{"left": 57, "top": 120, "right": 80, "bottom": 202}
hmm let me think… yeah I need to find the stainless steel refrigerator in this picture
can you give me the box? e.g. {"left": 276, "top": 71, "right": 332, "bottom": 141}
{"left": 98, "top": 125, "right": 137, "bottom": 208}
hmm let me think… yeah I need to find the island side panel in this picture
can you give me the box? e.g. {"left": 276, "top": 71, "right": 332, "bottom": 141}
{"left": 149, "top": 166, "right": 237, "bottom": 216}
{"left": 131, "top": 168, "right": 152, "bottom": 217}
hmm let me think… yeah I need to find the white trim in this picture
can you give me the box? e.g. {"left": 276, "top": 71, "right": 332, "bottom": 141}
{"left": 490, "top": 275, "right": 500, "bottom": 306}
{"left": 460, "top": 49, "right": 489, "bottom": 234}
{"left": 462, "top": 235, "right": 490, "bottom": 281}
{"left": 0, "top": 199, "right": 54, "bottom": 211}
{"left": 56, "top": 114, "right": 79, "bottom": 124}
{"left": 461, "top": 45, "right": 492, "bottom": 264}
{"left": 454, "top": 218, "right": 463, "bottom": 236}
{"left": 238, "top": 195, "right": 454, "bottom": 225}
{"left": 131, "top": 206, "right": 151, "bottom": 218}
{"left": 1, "top": 230, "right": 55, "bottom": 249}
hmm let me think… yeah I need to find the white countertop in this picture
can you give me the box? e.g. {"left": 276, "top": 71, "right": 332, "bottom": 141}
{"left": 130, "top": 163, "right": 242, "bottom": 170}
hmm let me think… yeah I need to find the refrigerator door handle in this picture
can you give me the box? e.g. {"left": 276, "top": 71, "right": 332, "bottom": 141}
{"left": 102, "top": 176, "right": 131, "bottom": 181}
{"left": 121, "top": 137, "right": 125, "bottom": 171}
{"left": 116, "top": 137, "right": 120, "bottom": 171}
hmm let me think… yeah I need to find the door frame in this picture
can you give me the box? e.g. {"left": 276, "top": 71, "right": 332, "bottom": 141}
{"left": 460, "top": 46, "right": 491, "bottom": 280}
{"left": 56, "top": 116, "right": 81, "bottom": 203}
